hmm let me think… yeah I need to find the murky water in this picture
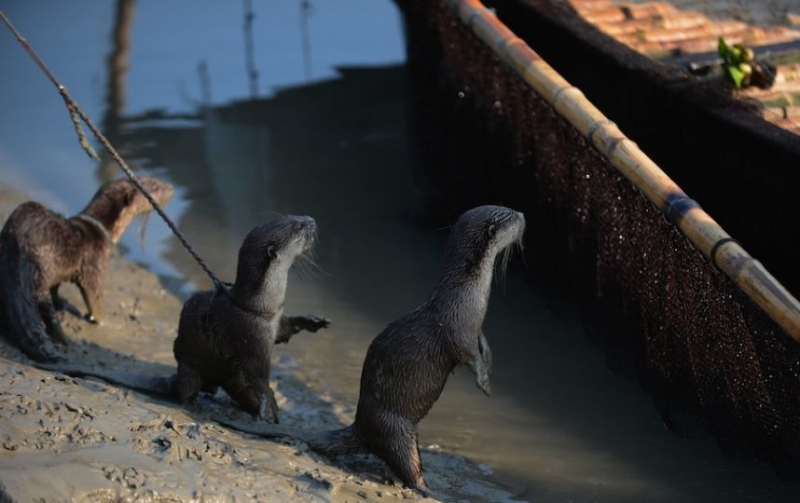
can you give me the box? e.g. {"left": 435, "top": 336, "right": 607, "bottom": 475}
{"left": 1, "top": 1, "right": 799, "bottom": 501}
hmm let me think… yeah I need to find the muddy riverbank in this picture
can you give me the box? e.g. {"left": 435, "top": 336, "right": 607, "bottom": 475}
{"left": 5, "top": 2, "right": 800, "bottom": 500}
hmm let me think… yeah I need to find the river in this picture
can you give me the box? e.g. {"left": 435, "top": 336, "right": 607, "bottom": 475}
{"left": 1, "top": 1, "right": 798, "bottom": 501}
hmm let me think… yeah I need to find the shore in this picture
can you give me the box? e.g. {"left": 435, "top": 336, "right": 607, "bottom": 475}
{"left": 0, "top": 187, "right": 519, "bottom": 502}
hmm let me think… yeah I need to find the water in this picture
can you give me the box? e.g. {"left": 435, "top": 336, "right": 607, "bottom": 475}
{"left": 1, "top": 1, "right": 799, "bottom": 501}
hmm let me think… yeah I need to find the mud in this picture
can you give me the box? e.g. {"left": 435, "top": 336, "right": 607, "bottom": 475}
{"left": 0, "top": 187, "right": 520, "bottom": 502}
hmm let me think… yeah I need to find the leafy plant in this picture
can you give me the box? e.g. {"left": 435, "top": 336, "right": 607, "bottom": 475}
{"left": 717, "top": 37, "right": 777, "bottom": 90}
{"left": 718, "top": 37, "right": 755, "bottom": 89}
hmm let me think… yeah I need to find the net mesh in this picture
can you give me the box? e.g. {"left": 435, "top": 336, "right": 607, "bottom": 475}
{"left": 398, "top": 0, "right": 800, "bottom": 476}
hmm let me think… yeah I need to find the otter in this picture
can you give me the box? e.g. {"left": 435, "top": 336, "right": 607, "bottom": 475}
{"left": 0, "top": 177, "right": 174, "bottom": 362}
{"left": 33, "top": 206, "right": 523, "bottom": 494}
{"left": 213, "top": 205, "right": 524, "bottom": 492}
{"left": 173, "top": 215, "right": 331, "bottom": 422}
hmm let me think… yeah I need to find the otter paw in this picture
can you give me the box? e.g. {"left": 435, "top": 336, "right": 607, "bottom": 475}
{"left": 257, "top": 397, "right": 280, "bottom": 423}
{"left": 301, "top": 314, "right": 331, "bottom": 333}
{"left": 476, "top": 374, "right": 491, "bottom": 397}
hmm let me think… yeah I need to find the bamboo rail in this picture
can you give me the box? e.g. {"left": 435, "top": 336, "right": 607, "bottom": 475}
{"left": 447, "top": 0, "right": 800, "bottom": 342}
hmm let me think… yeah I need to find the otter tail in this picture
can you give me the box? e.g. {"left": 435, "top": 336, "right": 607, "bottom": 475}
{"left": 305, "top": 424, "right": 364, "bottom": 456}
{"left": 34, "top": 362, "right": 177, "bottom": 397}
{"left": 3, "top": 291, "right": 60, "bottom": 363}
{"left": 0, "top": 249, "right": 60, "bottom": 362}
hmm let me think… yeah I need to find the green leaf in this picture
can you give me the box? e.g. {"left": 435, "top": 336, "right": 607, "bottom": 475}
{"left": 726, "top": 65, "right": 746, "bottom": 89}
{"left": 718, "top": 37, "right": 729, "bottom": 58}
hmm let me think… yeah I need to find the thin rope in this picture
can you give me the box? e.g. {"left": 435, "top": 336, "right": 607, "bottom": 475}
{"left": 0, "top": 9, "right": 226, "bottom": 290}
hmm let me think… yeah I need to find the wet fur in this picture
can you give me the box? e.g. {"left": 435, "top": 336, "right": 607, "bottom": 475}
{"left": 0, "top": 177, "right": 173, "bottom": 362}
{"left": 173, "top": 216, "right": 330, "bottom": 422}
{"left": 310, "top": 205, "right": 525, "bottom": 491}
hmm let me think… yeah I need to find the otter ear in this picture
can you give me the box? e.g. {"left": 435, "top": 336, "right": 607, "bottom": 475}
{"left": 267, "top": 244, "right": 277, "bottom": 259}
{"left": 487, "top": 224, "right": 497, "bottom": 237}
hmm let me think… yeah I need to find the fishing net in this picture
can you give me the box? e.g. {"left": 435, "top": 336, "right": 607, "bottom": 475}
{"left": 397, "top": 0, "right": 800, "bottom": 476}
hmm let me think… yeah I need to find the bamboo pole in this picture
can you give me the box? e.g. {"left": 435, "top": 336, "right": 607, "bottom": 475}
{"left": 446, "top": 0, "right": 800, "bottom": 342}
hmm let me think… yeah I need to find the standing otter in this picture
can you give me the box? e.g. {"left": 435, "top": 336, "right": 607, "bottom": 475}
{"left": 0, "top": 177, "right": 174, "bottom": 362}
{"left": 173, "top": 215, "right": 331, "bottom": 422}
{"left": 285, "top": 204, "right": 521, "bottom": 492}
{"left": 32, "top": 206, "right": 522, "bottom": 494}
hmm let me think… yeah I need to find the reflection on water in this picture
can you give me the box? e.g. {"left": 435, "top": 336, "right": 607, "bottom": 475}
{"left": 102, "top": 0, "right": 135, "bottom": 141}
{"left": 1, "top": 1, "right": 799, "bottom": 501}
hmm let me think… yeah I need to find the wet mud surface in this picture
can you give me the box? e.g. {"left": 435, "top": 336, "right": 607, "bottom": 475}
{"left": 0, "top": 189, "right": 520, "bottom": 502}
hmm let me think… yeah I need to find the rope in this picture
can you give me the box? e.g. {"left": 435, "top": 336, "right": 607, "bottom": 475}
{"left": 0, "top": 9, "right": 226, "bottom": 290}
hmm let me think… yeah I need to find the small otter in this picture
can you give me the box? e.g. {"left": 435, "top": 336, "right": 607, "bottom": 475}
{"left": 0, "top": 177, "right": 174, "bottom": 362}
{"left": 173, "top": 215, "right": 331, "bottom": 422}
{"left": 316, "top": 205, "right": 524, "bottom": 491}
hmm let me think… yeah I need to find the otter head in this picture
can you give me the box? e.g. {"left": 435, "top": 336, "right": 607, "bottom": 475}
{"left": 235, "top": 215, "right": 317, "bottom": 288}
{"left": 81, "top": 176, "right": 175, "bottom": 243}
{"left": 443, "top": 205, "right": 526, "bottom": 276}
